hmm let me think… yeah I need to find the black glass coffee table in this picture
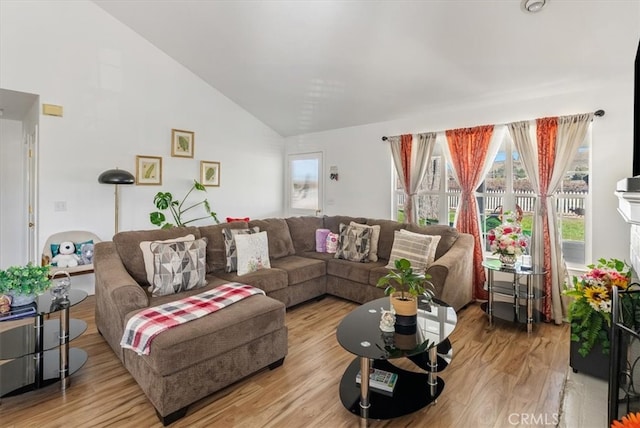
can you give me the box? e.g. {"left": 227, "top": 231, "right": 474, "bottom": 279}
{"left": 336, "top": 297, "right": 457, "bottom": 423}
{"left": 0, "top": 289, "right": 88, "bottom": 397}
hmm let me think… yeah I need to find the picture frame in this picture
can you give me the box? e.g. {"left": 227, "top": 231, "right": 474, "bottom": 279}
{"left": 171, "top": 129, "right": 195, "bottom": 158}
{"left": 135, "top": 155, "right": 162, "bottom": 185}
{"left": 200, "top": 161, "right": 220, "bottom": 187}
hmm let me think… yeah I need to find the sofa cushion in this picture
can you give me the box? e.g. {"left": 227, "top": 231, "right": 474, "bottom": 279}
{"left": 386, "top": 230, "right": 441, "bottom": 273}
{"left": 335, "top": 223, "right": 372, "bottom": 262}
{"left": 149, "top": 238, "right": 208, "bottom": 296}
{"left": 214, "top": 267, "right": 288, "bottom": 293}
{"left": 270, "top": 255, "right": 326, "bottom": 286}
{"left": 326, "top": 232, "right": 339, "bottom": 253}
{"left": 327, "top": 258, "right": 387, "bottom": 284}
{"left": 365, "top": 219, "right": 405, "bottom": 261}
{"left": 248, "top": 218, "right": 295, "bottom": 259}
{"left": 127, "top": 293, "right": 285, "bottom": 377}
{"left": 323, "top": 215, "right": 367, "bottom": 234}
{"left": 285, "top": 216, "right": 324, "bottom": 253}
{"left": 403, "top": 224, "right": 459, "bottom": 260}
{"left": 235, "top": 231, "right": 272, "bottom": 276}
{"left": 113, "top": 227, "right": 202, "bottom": 286}
{"left": 298, "top": 251, "right": 336, "bottom": 262}
{"left": 199, "top": 221, "right": 248, "bottom": 273}
{"left": 222, "top": 227, "right": 259, "bottom": 272}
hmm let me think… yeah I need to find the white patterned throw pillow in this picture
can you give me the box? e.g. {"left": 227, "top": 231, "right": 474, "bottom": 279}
{"left": 234, "top": 231, "right": 271, "bottom": 276}
{"left": 386, "top": 230, "right": 441, "bottom": 273}
{"left": 149, "top": 237, "right": 208, "bottom": 296}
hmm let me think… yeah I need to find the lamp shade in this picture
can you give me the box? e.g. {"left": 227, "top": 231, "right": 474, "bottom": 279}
{"left": 98, "top": 169, "right": 134, "bottom": 185}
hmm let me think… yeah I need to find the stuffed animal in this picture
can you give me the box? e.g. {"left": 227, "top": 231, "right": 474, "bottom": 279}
{"left": 52, "top": 241, "right": 80, "bottom": 268}
{"left": 80, "top": 243, "right": 94, "bottom": 265}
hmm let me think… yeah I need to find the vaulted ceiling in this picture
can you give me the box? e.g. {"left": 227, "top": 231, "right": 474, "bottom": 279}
{"left": 93, "top": 0, "right": 639, "bottom": 137}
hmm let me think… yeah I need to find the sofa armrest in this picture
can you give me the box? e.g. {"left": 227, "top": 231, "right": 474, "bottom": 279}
{"left": 94, "top": 241, "right": 149, "bottom": 361}
{"left": 425, "top": 233, "right": 474, "bottom": 312}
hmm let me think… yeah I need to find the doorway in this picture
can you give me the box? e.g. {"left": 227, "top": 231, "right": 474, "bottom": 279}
{"left": 0, "top": 88, "right": 39, "bottom": 268}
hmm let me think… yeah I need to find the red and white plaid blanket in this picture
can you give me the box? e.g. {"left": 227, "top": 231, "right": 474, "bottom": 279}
{"left": 120, "top": 283, "right": 265, "bottom": 355}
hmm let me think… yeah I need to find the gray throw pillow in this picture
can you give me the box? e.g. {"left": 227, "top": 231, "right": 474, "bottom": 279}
{"left": 335, "top": 223, "right": 372, "bottom": 262}
{"left": 149, "top": 237, "right": 208, "bottom": 296}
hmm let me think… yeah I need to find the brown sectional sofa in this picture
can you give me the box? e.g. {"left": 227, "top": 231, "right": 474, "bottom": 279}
{"left": 94, "top": 215, "right": 474, "bottom": 424}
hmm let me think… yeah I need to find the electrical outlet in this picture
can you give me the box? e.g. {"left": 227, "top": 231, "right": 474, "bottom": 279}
{"left": 54, "top": 201, "right": 67, "bottom": 212}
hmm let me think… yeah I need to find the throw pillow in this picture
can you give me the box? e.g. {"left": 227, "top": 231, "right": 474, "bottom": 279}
{"left": 326, "top": 232, "right": 339, "bottom": 254}
{"left": 139, "top": 234, "right": 195, "bottom": 285}
{"left": 386, "top": 230, "right": 442, "bottom": 273}
{"left": 226, "top": 217, "right": 250, "bottom": 223}
{"left": 399, "top": 229, "right": 442, "bottom": 267}
{"left": 349, "top": 221, "right": 381, "bottom": 262}
{"left": 315, "top": 229, "right": 330, "bottom": 252}
{"left": 149, "top": 237, "right": 208, "bottom": 296}
{"left": 335, "top": 223, "right": 372, "bottom": 263}
{"left": 234, "top": 231, "right": 271, "bottom": 276}
{"left": 222, "top": 227, "right": 260, "bottom": 272}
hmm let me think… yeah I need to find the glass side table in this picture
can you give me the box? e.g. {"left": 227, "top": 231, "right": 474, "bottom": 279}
{"left": 481, "top": 259, "right": 546, "bottom": 333}
{"left": 0, "top": 289, "right": 88, "bottom": 397}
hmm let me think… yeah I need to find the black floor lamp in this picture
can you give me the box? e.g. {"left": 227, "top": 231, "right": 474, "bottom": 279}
{"left": 98, "top": 168, "right": 135, "bottom": 234}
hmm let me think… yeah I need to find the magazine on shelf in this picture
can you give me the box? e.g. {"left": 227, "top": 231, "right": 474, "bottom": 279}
{"left": 355, "top": 367, "right": 398, "bottom": 394}
{"left": 0, "top": 305, "right": 36, "bottom": 321}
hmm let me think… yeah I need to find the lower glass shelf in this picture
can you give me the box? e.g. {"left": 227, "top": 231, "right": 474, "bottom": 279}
{"left": 481, "top": 301, "right": 544, "bottom": 324}
{"left": 1, "top": 347, "right": 88, "bottom": 397}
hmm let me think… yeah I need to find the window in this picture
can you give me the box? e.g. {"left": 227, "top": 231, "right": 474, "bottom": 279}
{"left": 287, "top": 152, "right": 323, "bottom": 216}
{"left": 392, "top": 130, "right": 590, "bottom": 265}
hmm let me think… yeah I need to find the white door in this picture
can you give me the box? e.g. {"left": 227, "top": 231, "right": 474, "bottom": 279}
{"left": 286, "top": 152, "right": 323, "bottom": 217}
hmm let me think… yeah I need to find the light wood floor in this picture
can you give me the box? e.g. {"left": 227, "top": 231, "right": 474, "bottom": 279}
{"left": 0, "top": 296, "right": 569, "bottom": 428}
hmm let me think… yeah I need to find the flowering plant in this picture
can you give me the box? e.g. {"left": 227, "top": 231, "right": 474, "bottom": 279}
{"left": 563, "top": 258, "right": 632, "bottom": 357}
{"left": 487, "top": 211, "right": 528, "bottom": 256}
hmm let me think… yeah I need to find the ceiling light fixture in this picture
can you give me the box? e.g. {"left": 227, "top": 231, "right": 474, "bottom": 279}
{"left": 522, "top": 0, "right": 547, "bottom": 13}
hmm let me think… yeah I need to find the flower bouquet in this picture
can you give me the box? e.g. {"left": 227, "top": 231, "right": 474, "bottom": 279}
{"left": 487, "top": 210, "right": 528, "bottom": 266}
{"left": 563, "top": 258, "right": 633, "bottom": 357}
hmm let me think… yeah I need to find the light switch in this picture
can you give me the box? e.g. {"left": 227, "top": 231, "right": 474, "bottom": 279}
{"left": 54, "top": 201, "right": 67, "bottom": 212}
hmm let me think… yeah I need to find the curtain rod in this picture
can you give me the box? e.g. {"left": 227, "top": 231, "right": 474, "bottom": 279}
{"left": 380, "top": 109, "right": 605, "bottom": 141}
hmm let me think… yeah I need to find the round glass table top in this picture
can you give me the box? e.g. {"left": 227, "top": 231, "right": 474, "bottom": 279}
{"left": 336, "top": 297, "right": 457, "bottom": 360}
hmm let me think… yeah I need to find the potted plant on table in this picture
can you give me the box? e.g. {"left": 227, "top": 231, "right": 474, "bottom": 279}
{"left": 377, "top": 258, "right": 435, "bottom": 329}
{"left": 0, "top": 263, "right": 51, "bottom": 307}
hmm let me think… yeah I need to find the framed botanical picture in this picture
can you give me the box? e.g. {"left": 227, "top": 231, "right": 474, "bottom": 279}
{"left": 171, "top": 129, "right": 195, "bottom": 158}
{"left": 135, "top": 155, "right": 162, "bottom": 185}
{"left": 200, "top": 161, "right": 220, "bottom": 187}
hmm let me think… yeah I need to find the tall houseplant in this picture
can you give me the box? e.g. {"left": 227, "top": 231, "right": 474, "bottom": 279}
{"left": 150, "top": 180, "right": 220, "bottom": 229}
{"left": 377, "top": 258, "right": 435, "bottom": 320}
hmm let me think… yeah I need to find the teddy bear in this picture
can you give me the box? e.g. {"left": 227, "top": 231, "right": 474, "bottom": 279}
{"left": 80, "top": 243, "right": 94, "bottom": 265}
{"left": 52, "top": 241, "right": 80, "bottom": 268}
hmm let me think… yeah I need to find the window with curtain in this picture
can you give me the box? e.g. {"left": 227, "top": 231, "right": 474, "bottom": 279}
{"left": 391, "top": 131, "right": 590, "bottom": 266}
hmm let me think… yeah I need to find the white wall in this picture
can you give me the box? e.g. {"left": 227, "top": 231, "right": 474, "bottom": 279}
{"left": 285, "top": 76, "right": 635, "bottom": 264}
{"left": 0, "top": 119, "right": 26, "bottom": 268}
{"left": 0, "top": 1, "right": 285, "bottom": 252}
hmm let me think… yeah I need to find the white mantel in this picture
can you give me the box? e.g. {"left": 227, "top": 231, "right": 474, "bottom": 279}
{"left": 616, "top": 191, "right": 640, "bottom": 225}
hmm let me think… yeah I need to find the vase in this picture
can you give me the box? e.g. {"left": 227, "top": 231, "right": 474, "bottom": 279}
{"left": 499, "top": 253, "right": 517, "bottom": 268}
{"left": 9, "top": 292, "right": 37, "bottom": 307}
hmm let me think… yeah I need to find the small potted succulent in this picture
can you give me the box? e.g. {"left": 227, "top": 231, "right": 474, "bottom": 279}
{"left": 0, "top": 263, "right": 51, "bottom": 306}
{"left": 377, "top": 258, "right": 435, "bottom": 327}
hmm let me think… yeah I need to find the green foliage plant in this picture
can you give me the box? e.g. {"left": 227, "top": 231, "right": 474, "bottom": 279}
{"left": 563, "top": 258, "right": 633, "bottom": 357}
{"left": 0, "top": 263, "right": 51, "bottom": 295}
{"left": 376, "top": 258, "right": 435, "bottom": 301}
{"left": 150, "top": 180, "right": 220, "bottom": 229}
